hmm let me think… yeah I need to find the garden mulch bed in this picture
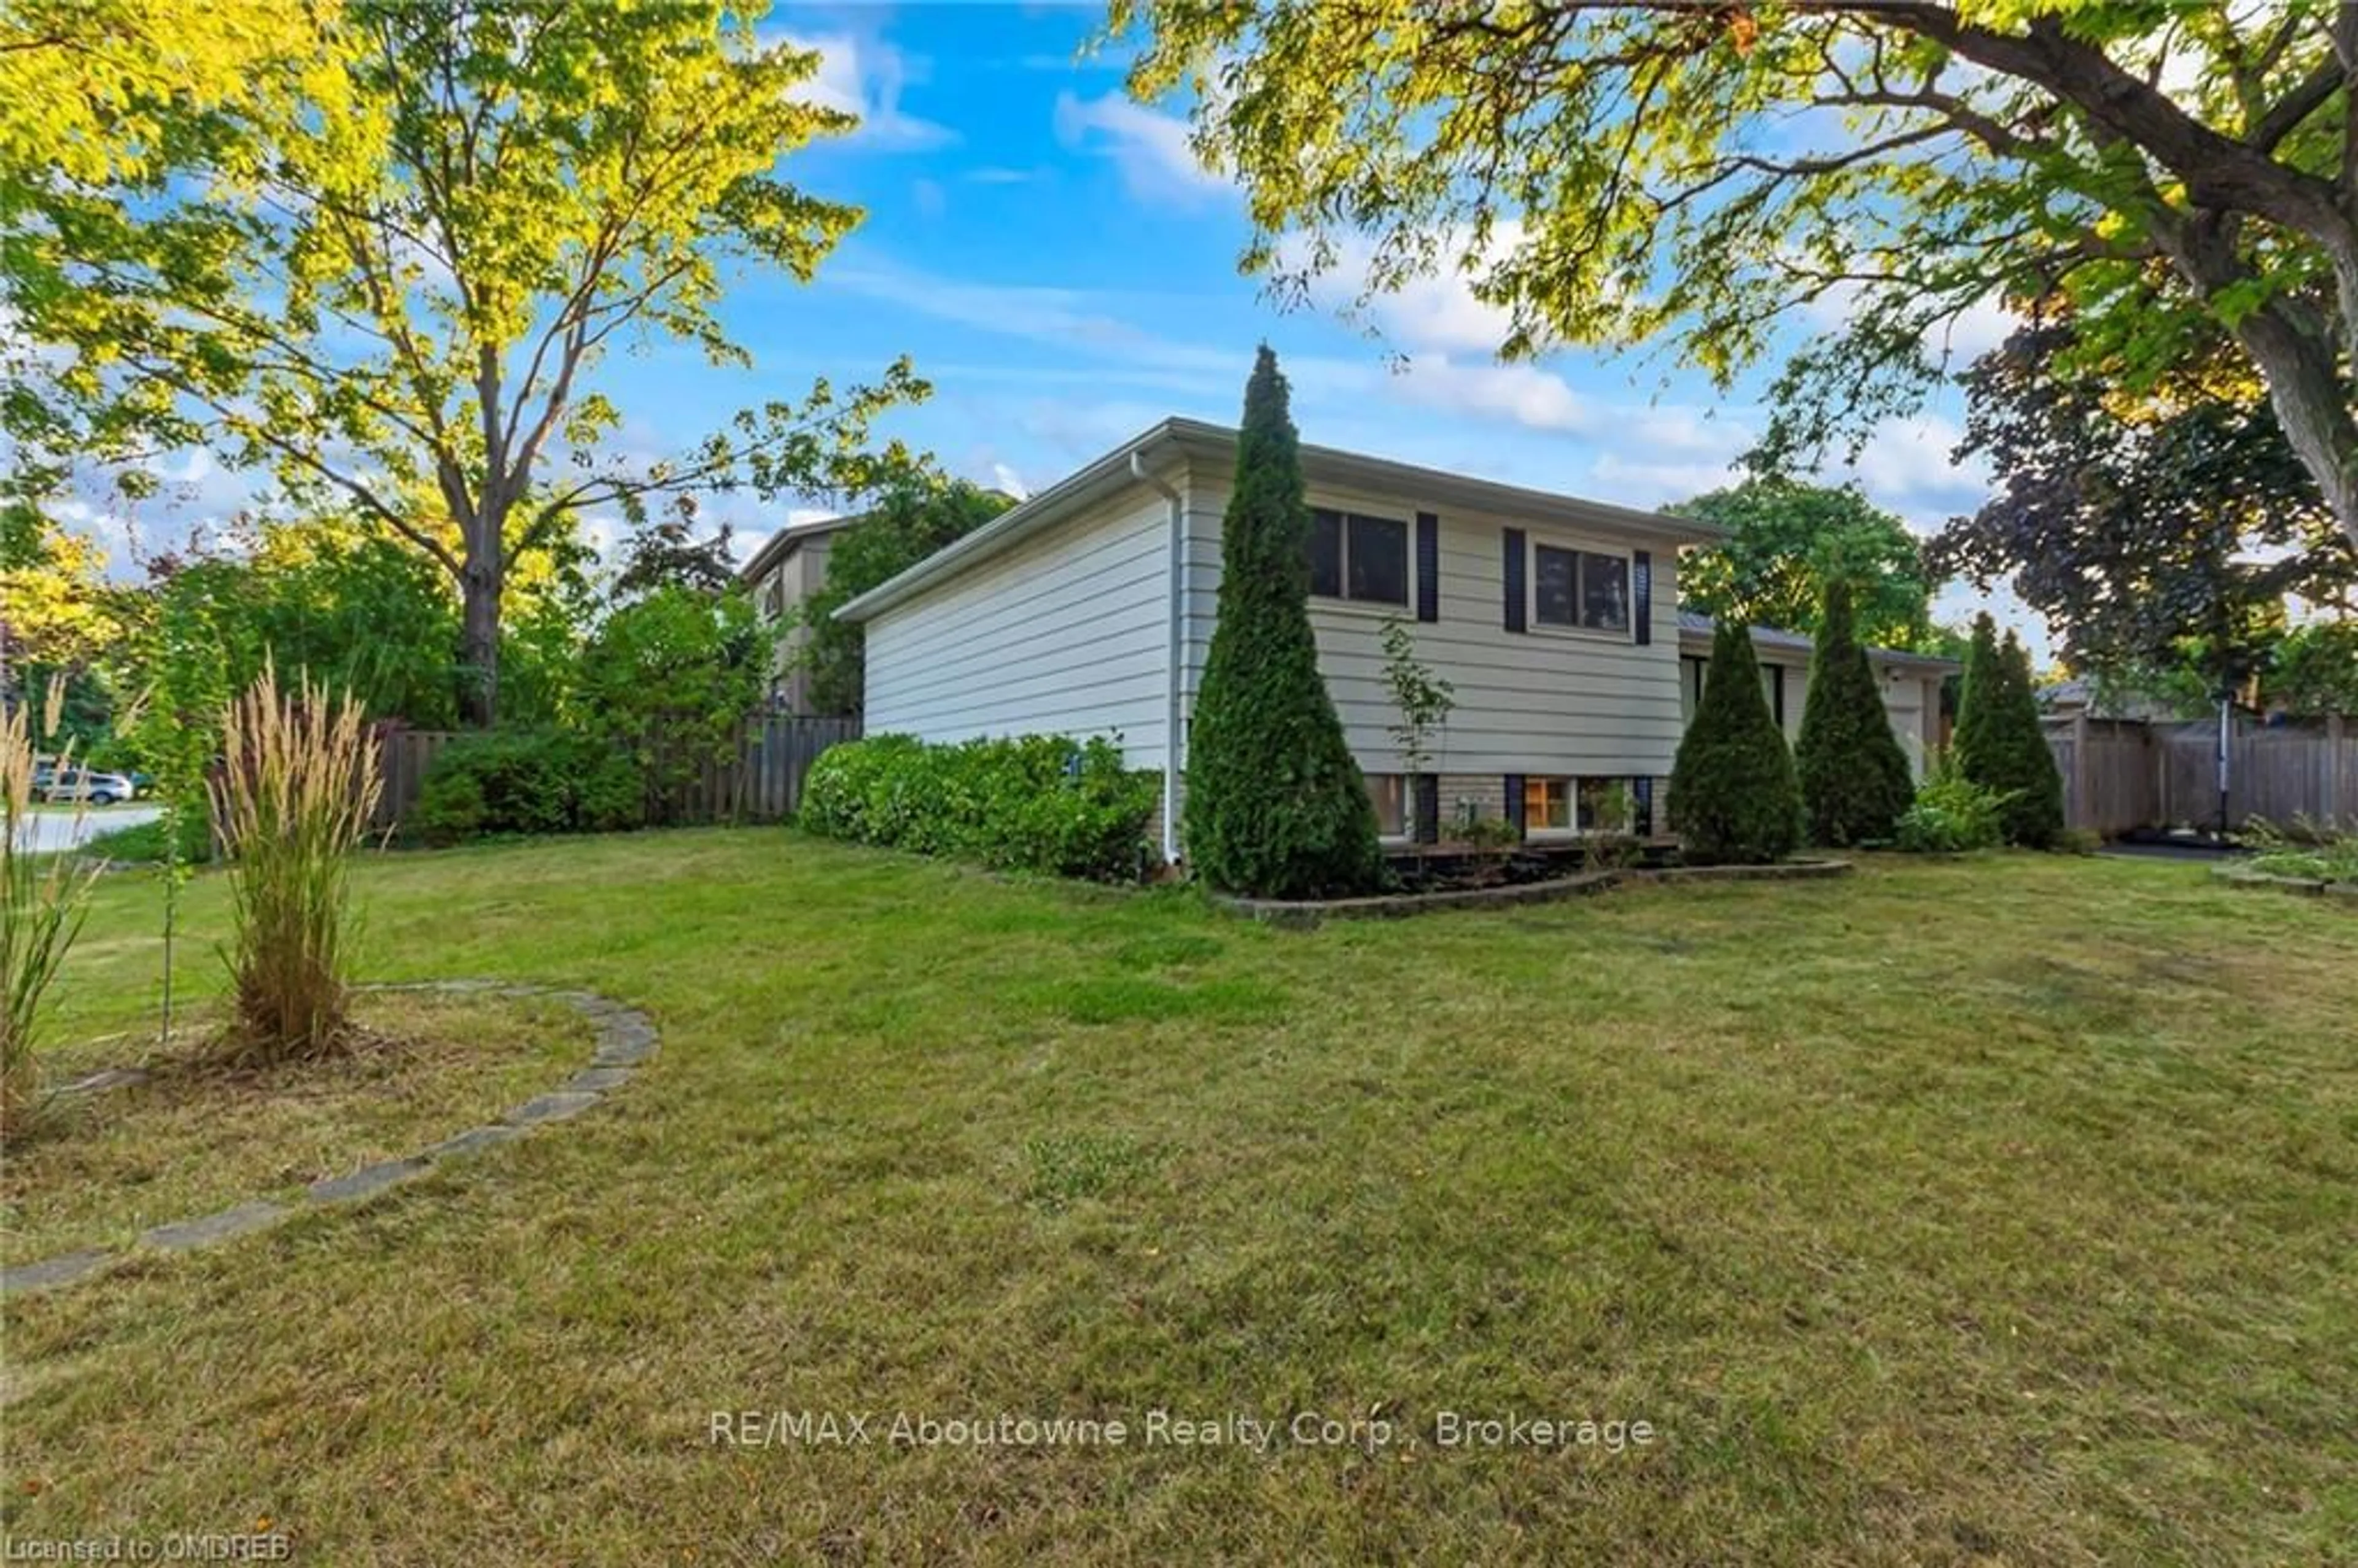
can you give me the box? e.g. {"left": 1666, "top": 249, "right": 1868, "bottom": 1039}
{"left": 1212, "top": 857, "right": 1853, "bottom": 927}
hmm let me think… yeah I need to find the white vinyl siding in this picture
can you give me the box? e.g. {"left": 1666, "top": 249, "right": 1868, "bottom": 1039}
{"left": 1183, "top": 465, "right": 1685, "bottom": 778}
{"left": 1710, "top": 649, "right": 1940, "bottom": 781}
{"left": 862, "top": 491, "right": 1172, "bottom": 767}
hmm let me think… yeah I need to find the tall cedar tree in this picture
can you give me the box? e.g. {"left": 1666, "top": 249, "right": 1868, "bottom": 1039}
{"left": 1669, "top": 620, "right": 1804, "bottom": 865}
{"left": 1184, "top": 348, "right": 1384, "bottom": 896}
{"left": 1956, "top": 614, "right": 2065, "bottom": 848}
{"left": 1795, "top": 579, "right": 1916, "bottom": 846}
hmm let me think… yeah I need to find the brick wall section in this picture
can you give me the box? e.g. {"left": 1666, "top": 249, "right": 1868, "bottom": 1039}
{"left": 1438, "top": 774, "right": 1506, "bottom": 831}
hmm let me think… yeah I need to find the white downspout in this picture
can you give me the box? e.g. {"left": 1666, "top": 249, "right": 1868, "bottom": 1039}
{"left": 1131, "top": 449, "right": 1186, "bottom": 866}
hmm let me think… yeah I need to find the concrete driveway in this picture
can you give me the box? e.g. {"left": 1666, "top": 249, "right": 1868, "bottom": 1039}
{"left": 10, "top": 804, "right": 160, "bottom": 855}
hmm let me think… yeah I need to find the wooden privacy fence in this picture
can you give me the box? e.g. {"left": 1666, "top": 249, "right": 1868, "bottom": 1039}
{"left": 369, "top": 714, "right": 860, "bottom": 831}
{"left": 2044, "top": 714, "right": 2356, "bottom": 837}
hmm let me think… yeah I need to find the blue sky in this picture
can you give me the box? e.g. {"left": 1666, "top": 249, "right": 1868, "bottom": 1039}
{"left": 87, "top": 2, "right": 2035, "bottom": 649}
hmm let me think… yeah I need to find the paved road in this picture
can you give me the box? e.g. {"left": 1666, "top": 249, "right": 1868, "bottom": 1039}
{"left": 10, "top": 804, "right": 160, "bottom": 855}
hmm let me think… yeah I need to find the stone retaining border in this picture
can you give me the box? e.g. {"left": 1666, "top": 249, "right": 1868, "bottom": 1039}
{"left": 0, "top": 982, "right": 656, "bottom": 1298}
{"left": 1211, "top": 858, "right": 1853, "bottom": 928}
{"left": 2212, "top": 864, "right": 2358, "bottom": 902}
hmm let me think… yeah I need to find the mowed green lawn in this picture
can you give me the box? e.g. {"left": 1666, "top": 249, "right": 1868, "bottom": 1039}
{"left": 6, "top": 833, "right": 2354, "bottom": 1564}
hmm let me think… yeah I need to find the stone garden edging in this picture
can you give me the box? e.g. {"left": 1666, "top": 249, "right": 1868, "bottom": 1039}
{"left": 1210, "top": 858, "right": 1853, "bottom": 929}
{"left": 2211, "top": 863, "right": 2358, "bottom": 902}
{"left": 0, "top": 982, "right": 658, "bottom": 1297}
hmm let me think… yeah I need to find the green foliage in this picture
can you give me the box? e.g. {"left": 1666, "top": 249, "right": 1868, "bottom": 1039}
{"left": 1956, "top": 615, "right": 2066, "bottom": 849}
{"left": 1940, "top": 324, "right": 2348, "bottom": 694}
{"left": 1673, "top": 478, "right": 1936, "bottom": 648}
{"left": 786, "top": 479, "right": 1017, "bottom": 716}
{"left": 411, "top": 731, "right": 644, "bottom": 847}
{"left": 2264, "top": 623, "right": 2358, "bottom": 718}
{"left": 1379, "top": 615, "right": 1455, "bottom": 780}
{"left": 1183, "top": 347, "right": 1384, "bottom": 898}
{"left": 1110, "top": 2, "right": 2358, "bottom": 549}
{"left": 1668, "top": 620, "right": 1803, "bottom": 866}
{"left": 801, "top": 734, "right": 1158, "bottom": 882}
{"left": 1795, "top": 580, "right": 1917, "bottom": 846}
{"left": 80, "top": 810, "right": 214, "bottom": 865}
{"left": 1894, "top": 758, "right": 2010, "bottom": 854}
{"left": 6, "top": 0, "right": 925, "bottom": 726}
{"left": 2242, "top": 817, "right": 2358, "bottom": 883}
{"left": 575, "top": 586, "right": 764, "bottom": 826}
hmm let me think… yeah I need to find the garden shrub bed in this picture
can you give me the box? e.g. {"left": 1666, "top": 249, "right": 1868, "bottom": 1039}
{"left": 1216, "top": 856, "right": 1852, "bottom": 926}
{"left": 801, "top": 733, "right": 1158, "bottom": 881}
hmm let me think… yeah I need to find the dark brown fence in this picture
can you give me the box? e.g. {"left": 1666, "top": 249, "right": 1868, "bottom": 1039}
{"left": 370, "top": 714, "right": 860, "bottom": 831}
{"left": 2044, "top": 713, "right": 2356, "bottom": 836}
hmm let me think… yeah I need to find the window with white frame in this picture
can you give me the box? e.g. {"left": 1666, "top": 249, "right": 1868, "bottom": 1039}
{"left": 1524, "top": 775, "right": 1636, "bottom": 834}
{"left": 1309, "top": 508, "right": 1411, "bottom": 607}
{"left": 1366, "top": 774, "right": 1408, "bottom": 837}
{"left": 1531, "top": 542, "right": 1630, "bottom": 634}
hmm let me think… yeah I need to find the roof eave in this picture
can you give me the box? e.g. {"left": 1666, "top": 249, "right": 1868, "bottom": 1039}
{"left": 835, "top": 421, "right": 1183, "bottom": 623}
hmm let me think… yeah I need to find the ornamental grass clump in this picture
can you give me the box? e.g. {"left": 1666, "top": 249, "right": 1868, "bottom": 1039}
{"left": 1, "top": 681, "right": 102, "bottom": 1138}
{"left": 211, "top": 666, "right": 381, "bottom": 1063}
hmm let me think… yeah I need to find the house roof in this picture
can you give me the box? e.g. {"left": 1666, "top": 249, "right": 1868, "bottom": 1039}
{"left": 737, "top": 511, "right": 865, "bottom": 586}
{"left": 835, "top": 417, "right": 1727, "bottom": 624}
{"left": 1676, "top": 610, "right": 1961, "bottom": 673}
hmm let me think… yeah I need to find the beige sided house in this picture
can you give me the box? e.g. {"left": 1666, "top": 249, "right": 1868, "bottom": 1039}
{"left": 739, "top": 512, "right": 864, "bottom": 713}
{"left": 836, "top": 418, "right": 1950, "bottom": 866}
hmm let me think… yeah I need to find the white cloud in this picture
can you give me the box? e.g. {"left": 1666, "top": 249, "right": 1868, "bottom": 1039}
{"left": 777, "top": 31, "right": 955, "bottom": 152}
{"left": 988, "top": 462, "right": 1030, "bottom": 500}
{"left": 964, "top": 166, "right": 1041, "bottom": 185}
{"left": 1835, "top": 413, "right": 1990, "bottom": 526}
{"left": 1280, "top": 225, "right": 1529, "bottom": 359}
{"left": 1387, "top": 354, "right": 1591, "bottom": 434}
{"left": 1051, "top": 92, "right": 1231, "bottom": 204}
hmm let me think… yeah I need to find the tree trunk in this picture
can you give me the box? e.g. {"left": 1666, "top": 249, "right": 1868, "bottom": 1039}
{"left": 460, "top": 548, "right": 503, "bottom": 729}
{"left": 2239, "top": 309, "right": 2358, "bottom": 556}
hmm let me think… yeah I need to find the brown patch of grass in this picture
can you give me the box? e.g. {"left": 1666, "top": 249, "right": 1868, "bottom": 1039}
{"left": 1, "top": 991, "right": 588, "bottom": 1265}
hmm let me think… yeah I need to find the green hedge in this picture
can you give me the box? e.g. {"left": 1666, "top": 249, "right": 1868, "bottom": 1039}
{"left": 411, "top": 730, "right": 645, "bottom": 845}
{"left": 801, "top": 734, "right": 1158, "bottom": 881}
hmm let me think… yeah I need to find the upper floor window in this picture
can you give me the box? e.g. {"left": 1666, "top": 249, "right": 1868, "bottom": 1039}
{"left": 1309, "top": 508, "right": 1410, "bottom": 607}
{"left": 1533, "top": 543, "right": 1629, "bottom": 634}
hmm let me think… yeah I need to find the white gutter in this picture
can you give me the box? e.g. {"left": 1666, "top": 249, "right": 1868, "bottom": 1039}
{"left": 1130, "top": 448, "right": 1186, "bottom": 866}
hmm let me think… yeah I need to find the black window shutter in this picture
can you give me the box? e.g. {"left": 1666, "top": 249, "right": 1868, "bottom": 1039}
{"left": 1503, "top": 774, "right": 1526, "bottom": 837}
{"left": 1632, "top": 775, "right": 1654, "bottom": 836}
{"left": 1632, "top": 549, "right": 1652, "bottom": 644}
{"left": 1414, "top": 774, "right": 1440, "bottom": 844}
{"left": 1502, "top": 529, "right": 1527, "bottom": 632}
{"left": 1770, "top": 666, "right": 1786, "bottom": 728}
{"left": 1415, "top": 512, "right": 1439, "bottom": 623}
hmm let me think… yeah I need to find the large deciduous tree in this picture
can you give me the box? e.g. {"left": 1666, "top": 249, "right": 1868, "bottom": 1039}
{"left": 4, "top": 0, "right": 924, "bottom": 725}
{"left": 1112, "top": 2, "right": 2358, "bottom": 552}
{"left": 1936, "top": 322, "right": 2353, "bottom": 696}
{"left": 1673, "top": 478, "right": 1936, "bottom": 648}
{"left": 1185, "top": 346, "right": 1384, "bottom": 898}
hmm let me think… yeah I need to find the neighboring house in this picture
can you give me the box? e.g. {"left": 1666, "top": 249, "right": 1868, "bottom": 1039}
{"left": 837, "top": 418, "right": 1950, "bottom": 864}
{"left": 1676, "top": 611, "right": 1955, "bottom": 782}
{"left": 738, "top": 513, "right": 863, "bottom": 713}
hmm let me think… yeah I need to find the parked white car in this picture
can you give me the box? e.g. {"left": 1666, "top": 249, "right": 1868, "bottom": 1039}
{"left": 37, "top": 767, "right": 139, "bottom": 807}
